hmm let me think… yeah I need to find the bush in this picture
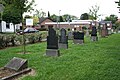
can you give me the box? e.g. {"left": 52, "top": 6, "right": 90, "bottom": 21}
{"left": 0, "top": 32, "right": 43, "bottom": 49}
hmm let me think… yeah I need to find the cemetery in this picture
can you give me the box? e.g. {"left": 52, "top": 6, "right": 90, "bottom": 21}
{"left": 0, "top": 0, "right": 120, "bottom": 80}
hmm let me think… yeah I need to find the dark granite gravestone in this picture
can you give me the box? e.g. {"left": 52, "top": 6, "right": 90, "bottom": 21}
{"left": 4, "top": 57, "right": 28, "bottom": 71}
{"left": 59, "top": 28, "right": 68, "bottom": 49}
{"left": 91, "top": 26, "right": 98, "bottom": 41}
{"left": 46, "top": 27, "right": 60, "bottom": 56}
{"left": 73, "top": 31, "right": 84, "bottom": 44}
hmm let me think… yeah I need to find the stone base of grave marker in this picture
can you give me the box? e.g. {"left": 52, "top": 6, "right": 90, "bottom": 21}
{"left": 46, "top": 49, "right": 60, "bottom": 57}
{"left": 91, "top": 36, "right": 98, "bottom": 41}
{"left": 58, "top": 43, "right": 68, "bottom": 49}
{"left": 73, "top": 39, "right": 84, "bottom": 44}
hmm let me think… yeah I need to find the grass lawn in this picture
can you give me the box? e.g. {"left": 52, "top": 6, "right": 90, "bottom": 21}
{"left": 0, "top": 34, "right": 120, "bottom": 80}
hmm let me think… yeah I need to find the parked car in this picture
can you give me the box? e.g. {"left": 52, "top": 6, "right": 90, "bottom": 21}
{"left": 16, "top": 27, "right": 39, "bottom": 35}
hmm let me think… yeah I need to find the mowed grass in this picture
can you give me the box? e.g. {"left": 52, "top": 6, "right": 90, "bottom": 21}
{"left": 0, "top": 34, "right": 120, "bottom": 80}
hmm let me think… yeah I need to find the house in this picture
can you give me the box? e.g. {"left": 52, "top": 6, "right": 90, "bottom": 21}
{"left": 0, "top": 21, "right": 21, "bottom": 33}
{"left": 37, "top": 17, "right": 54, "bottom": 30}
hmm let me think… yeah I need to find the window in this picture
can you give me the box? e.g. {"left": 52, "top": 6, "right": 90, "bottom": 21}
{"left": 6, "top": 23, "right": 10, "bottom": 29}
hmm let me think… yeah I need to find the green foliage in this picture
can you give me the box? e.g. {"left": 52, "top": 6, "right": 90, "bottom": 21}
{"left": 89, "top": 5, "right": 100, "bottom": 20}
{"left": 59, "top": 16, "right": 64, "bottom": 22}
{"left": 50, "top": 14, "right": 58, "bottom": 22}
{"left": 62, "top": 14, "right": 72, "bottom": 22}
{"left": 2, "top": 0, "right": 35, "bottom": 24}
{"left": 34, "top": 9, "right": 46, "bottom": 18}
{"left": 104, "top": 14, "right": 118, "bottom": 29}
{"left": 80, "top": 13, "right": 89, "bottom": 20}
{"left": 0, "top": 32, "right": 44, "bottom": 49}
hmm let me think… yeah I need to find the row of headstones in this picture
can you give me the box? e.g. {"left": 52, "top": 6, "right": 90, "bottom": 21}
{"left": 0, "top": 26, "right": 109, "bottom": 78}
{"left": 46, "top": 26, "right": 98, "bottom": 57}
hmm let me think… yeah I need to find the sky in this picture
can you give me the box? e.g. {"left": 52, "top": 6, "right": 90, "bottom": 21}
{"left": 27, "top": 0, "right": 120, "bottom": 19}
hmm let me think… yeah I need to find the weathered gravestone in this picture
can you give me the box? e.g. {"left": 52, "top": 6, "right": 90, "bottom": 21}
{"left": 59, "top": 28, "right": 68, "bottom": 49}
{"left": 0, "top": 57, "right": 31, "bottom": 80}
{"left": 46, "top": 27, "right": 60, "bottom": 56}
{"left": 4, "top": 57, "right": 28, "bottom": 71}
{"left": 91, "top": 26, "right": 98, "bottom": 41}
{"left": 73, "top": 31, "right": 84, "bottom": 44}
{"left": 68, "top": 29, "right": 73, "bottom": 40}
{"left": 101, "top": 25, "right": 108, "bottom": 37}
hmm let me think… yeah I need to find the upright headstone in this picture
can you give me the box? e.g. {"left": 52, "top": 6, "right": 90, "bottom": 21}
{"left": 86, "top": 29, "right": 89, "bottom": 37}
{"left": 101, "top": 25, "right": 107, "bottom": 37}
{"left": 73, "top": 31, "right": 84, "bottom": 44}
{"left": 91, "top": 26, "right": 98, "bottom": 41}
{"left": 4, "top": 57, "right": 28, "bottom": 71}
{"left": 59, "top": 28, "right": 68, "bottom": 49}
{"left": 46, "top": 27, "right": 60, "bottom": 56}
{"left": 67, "top": 29, "right": 73, "bottom": 40}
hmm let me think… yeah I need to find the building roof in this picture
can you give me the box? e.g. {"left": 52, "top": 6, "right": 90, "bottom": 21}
{"left": 45, "top": 22, "right": 91, "bottom": 25}
{"left": 39, "top": 17, "right": 54, "bottom": 24}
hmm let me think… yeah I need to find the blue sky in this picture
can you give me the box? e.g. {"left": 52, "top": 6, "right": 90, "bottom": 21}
{"left": 27, "top": 0, "right": 120, "bottom": 19}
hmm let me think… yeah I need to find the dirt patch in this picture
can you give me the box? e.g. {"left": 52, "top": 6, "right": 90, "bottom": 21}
{"left": 14, "top": 69, "right": 36, "bottom": 80}
{"left": 16, "top": 52, "right": 32, "bottom": 54}
{"left": 0, "top": 68, "right": 34, "bottom": 80}
{"left": 0, "top": 68, "right": 16, "bottom": 79}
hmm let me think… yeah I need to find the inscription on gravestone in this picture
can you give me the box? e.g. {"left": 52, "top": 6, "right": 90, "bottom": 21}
{"left": 91, "top": 26, "right": 97, "bottom": 36}
{"left": 4, "top": 57, "right": 28, "bottom": 71}
{"left": 47, "top": 27, "right": 58, "bottom": 49}
{"left": 46, "top": 27, "right": 60, "bottom": 56}
{"left": 91, "top": 26, "right": 98, "bottom": 41}
{"left": 73, "top": 31, "right": 84, "bottom": 40}
{"left": 73, "top": 31, "right": 84, "bottom": 44}
{"left": 59, "top": 28, "right": 68, "bottom": 49}
{"left": 59, "top": 28, "right": 68, "bottom": 44}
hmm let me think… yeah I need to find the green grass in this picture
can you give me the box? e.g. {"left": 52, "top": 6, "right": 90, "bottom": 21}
{"left": 0, "top": 34, "right": 120, "bottom": 80}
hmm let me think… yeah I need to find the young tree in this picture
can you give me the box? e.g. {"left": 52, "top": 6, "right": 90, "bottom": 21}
{"left": 34, "top": 9, "right": 46, "bottom": 18}
{"left": 89, "top": 5, "right": 100, "bottom": 20}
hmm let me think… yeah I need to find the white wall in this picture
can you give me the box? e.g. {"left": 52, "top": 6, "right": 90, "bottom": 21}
{"left": 1, "top": 21, "right": 6, "bottom": 32}
{"left": 1, "top": 21, "right": 15, "bottom": 33}
{"left": 5, "top": 23, "right": 14, "bottom": 32}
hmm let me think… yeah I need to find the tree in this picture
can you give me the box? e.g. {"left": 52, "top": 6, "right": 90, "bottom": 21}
{"left": 59, "top": 16, "right": 64, "bottom": 22}
{"left": 50, "top": 14, "right": 58, "bottom": 22}
{"left": 2, "top": 0, "right": 35, "bottom": 24}
{"left": 34, "top": 9, "right": 46, "bottom": 18}
{"left": 104, "top": 14, "right": 118, "bottom": 29}
{"left": 62, "top": 14, "right": 72, "bottom": 22}
{"left": 80, "top": 13, "right": 89, "bottom": 20}
{"left": 48, "top": 11, "right": 50, "bottom": 18}
{"left": 89, "top": 5, "right": 100, "bottom": 20}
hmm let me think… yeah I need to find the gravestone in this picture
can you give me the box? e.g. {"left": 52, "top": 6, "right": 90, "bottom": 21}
{"left": 73, "top": 31, "right": 84, "bottom": 44}
{"left": 46, "top": 27, "right": 60, "bottom": 56}
{"left": 86, "top": 29, "right": 89, "bottom": 37}
{"left": 59, "top": 28, "right": 68, "bottom": 49}
{"left": 4, "top": 57, "right": 28, "bottom": 71}
{"left": 91, "top": 26, "right": 98, "bottom": 41}
{"left": 68, "top": 29, "right": 73, "bottom": 40}
{"left": 101, "top": 25, "right": 107, "bottom": 37}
